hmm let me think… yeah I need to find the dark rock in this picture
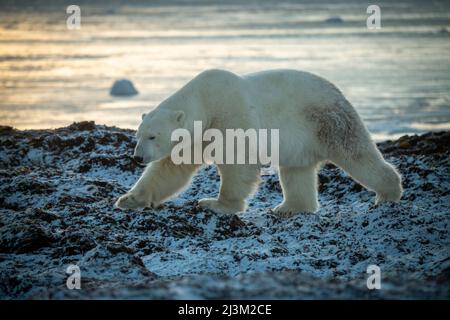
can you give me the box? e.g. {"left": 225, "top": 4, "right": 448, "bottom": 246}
{"left": 68, "top": 121, "right": 96, "bottom": 131}
{"left": 25, "top": 208, "right": 60, "bottom": 222}
{"left": 55, "top": 232, "right": 97, "bottom": 256}
{"left": 0, "top": 219, "right": 56, "bottom": 253}
{"left": 0, "top": 125, "right": 14, "bottom": 134}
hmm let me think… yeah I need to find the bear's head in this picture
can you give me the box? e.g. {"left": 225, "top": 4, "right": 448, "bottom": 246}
{"left": 133, "top": 109, "right": 185, "bottom": 164}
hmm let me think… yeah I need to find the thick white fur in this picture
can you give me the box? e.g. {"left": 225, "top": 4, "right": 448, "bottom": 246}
{"left": 116, "top": 69, "right": 403, "bottom": 216}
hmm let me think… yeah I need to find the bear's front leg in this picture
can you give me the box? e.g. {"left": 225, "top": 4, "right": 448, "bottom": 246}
{"left": 115, "top": 157, "right": 200, "bottom": 210}
{"left": 273, "top": 165, "right": 319, "bottom": 218}
{"left": 199, "top": 164, "right": 261, "bottom": 215}
{"left": 115, "top": 170, "right": 158, "bottom": 209}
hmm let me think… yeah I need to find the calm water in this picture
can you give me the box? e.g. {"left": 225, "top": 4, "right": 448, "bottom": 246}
{"left": 1, "top": 0, "right": 450, "bottom": 140}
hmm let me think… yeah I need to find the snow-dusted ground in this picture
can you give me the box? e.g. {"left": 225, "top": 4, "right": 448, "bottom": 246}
{"left": 0, "top": 122, "right": 449, "bottom": 299}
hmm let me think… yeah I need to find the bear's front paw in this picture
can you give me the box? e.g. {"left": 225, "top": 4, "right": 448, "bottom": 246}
{"left": 198, "top": 198, "right": 243, "bottom": 215}
{"left": 115, "top": 193, "right": 147, "bottom": 210}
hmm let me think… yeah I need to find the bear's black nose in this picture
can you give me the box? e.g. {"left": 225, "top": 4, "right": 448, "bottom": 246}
{"left": 133, "top": 156, "right": 143, "bottom": 163}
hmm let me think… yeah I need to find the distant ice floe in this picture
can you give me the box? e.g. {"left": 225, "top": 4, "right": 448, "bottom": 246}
{"left": 110, "top": 79, "right": 139, "bottom": 96}
{"left": 324, "top": 16, "right": 344, "bottom": 24}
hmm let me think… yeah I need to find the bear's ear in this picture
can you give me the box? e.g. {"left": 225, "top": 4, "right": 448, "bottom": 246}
{"left": 174, "top": 110, "right": 185, "bottom": 124}
{"left": 141, "top": 113, "right": 146, "bottom": 120}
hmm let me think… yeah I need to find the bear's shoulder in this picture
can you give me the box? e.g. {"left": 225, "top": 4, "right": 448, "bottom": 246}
{"left": 195, "top": 69, "right": 241, "bottom": 83}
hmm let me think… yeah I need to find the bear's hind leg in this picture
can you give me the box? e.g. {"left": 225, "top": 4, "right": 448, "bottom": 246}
{"left": 116, "top": 157, "right": 200, "bottom": 209}
{"left": 273, "top": 165, "right": 319, "bottom": 217}
{"left": 331, "top": 150, "right": 402, "bottom": 204}
{"left": 199, "top": 164, "right": 261, "bottom": 215}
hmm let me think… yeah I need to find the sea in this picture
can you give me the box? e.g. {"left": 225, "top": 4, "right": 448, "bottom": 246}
{"left": 1, "top": 0, "right": 449, "bottom": 140}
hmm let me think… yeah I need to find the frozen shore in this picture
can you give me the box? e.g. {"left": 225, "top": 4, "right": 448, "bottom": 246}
{"left": 0, "top": 122, "right": 448, "bottom": 299}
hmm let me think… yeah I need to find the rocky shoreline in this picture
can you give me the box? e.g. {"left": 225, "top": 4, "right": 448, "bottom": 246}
{"left": 0, "top": 122, "right": 449, "bottom": 299}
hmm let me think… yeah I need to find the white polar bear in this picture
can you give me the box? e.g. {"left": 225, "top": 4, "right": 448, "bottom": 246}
{"left": 115, "top": 69, "right": 402, "bottom": 216}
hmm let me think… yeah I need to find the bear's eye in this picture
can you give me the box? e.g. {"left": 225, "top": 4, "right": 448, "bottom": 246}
{"left": 148, "top": 136, "right": 156, "bottom": 140}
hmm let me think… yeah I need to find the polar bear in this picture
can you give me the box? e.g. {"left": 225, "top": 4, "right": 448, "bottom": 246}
{"left": 115, "top": 69, "right": 402, "bottom": 216}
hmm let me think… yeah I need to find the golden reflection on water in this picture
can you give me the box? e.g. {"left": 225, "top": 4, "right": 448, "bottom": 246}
{"left": 0, "top": 2, "right": 450, "bottom": 139}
